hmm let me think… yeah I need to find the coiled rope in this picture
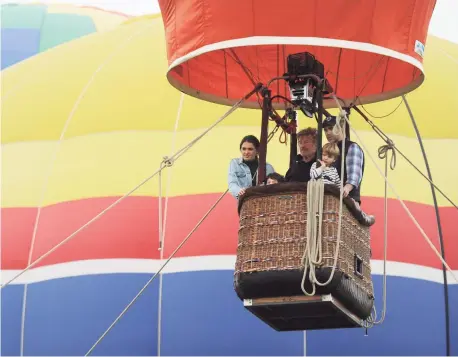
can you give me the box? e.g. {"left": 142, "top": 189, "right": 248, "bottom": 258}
{"left": 301, "top": 108, "right": 347, "bottom": 295}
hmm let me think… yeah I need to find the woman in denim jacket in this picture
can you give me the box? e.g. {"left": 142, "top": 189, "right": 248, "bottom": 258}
{"left": 228, "top": 135, "right": 275, "bottom": 199}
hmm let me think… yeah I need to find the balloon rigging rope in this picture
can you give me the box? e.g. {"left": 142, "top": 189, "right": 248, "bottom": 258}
{"left": 157, "top": 92, "right": 184, "bottom": 357}
{"left": 438, "top": 46, "right": 458, "bottom": 65}
{"left": 331, "top": 95, "right": 387, "bottom": 328}
{"left": 355, "top": 105, "right": 458, "bottom": 210}
{"left": 364, "top": 154, "right": 389, "bottom": 328}
{"left": 85, "top": 189, "right": 229, "bottom": 356}
{"left": 330, "top": 96, "right": 458, "bottom": 284}
{"left": 17, "top": 21, "right": 156, "bottom": 356}
{"left": 1, "top": 86, "right": 252, "bottom": 289}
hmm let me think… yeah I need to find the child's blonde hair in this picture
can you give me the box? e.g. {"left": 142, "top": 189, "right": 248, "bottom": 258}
{"left": 323, "top": 142, "right": 340, "bottom": 159}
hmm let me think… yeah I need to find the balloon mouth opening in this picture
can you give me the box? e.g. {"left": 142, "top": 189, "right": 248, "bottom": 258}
{"left": 164, "top": 37, "right": 425, "bottom": 110}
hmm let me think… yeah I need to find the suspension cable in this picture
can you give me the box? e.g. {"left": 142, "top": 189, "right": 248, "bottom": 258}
{"left": 330, "top": 95, "right": 390, "bottom": 328}
{"left": 17, "top": 22, "right": 156, "bottom": 356}
{"left": 1, "top": 85, "right": 260, "bottom": 289}
{"left": 352, "top": 105, "right": 458, "bottom": 210}
{"left": 157, "top": 92, "right": 184, "bottom": 357}
{"left": 85, "top": 189, "right": 228, "bottom": 356}
{"left": 402, "top": 94, "right": 451, "bottom": 356}
{"left": 367, "top": 142, "right": 391, "bottom": 327}
{"left": 342, "top": 117, "right": 458, "bottom": 284}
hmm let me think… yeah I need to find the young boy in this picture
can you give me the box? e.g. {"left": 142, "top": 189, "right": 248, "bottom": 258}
{"left": 310, "top": 143, "right": 341, "bottom": 185}
{"left": 267, "top": 172, "right": 285, "bottom": 185}
{"left": 310, "top": 143, "right": 375, "bottom": 226}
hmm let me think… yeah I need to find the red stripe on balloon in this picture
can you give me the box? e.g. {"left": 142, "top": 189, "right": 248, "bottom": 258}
{"left": 1, "top": 197, "right": 160, "bottom": 269}
{"left": 1, "top": 194, "right": 456, "bottom": 270}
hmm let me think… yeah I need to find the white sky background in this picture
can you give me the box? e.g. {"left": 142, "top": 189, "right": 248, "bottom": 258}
{"left": 2, "top": 0, "right": 458, "bottom": 45}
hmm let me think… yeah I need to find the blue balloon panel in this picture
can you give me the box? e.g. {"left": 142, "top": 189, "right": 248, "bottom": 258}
{"left": 307, "top": 275, "right": 448, "bottom": 356}
{"left": 1, "top": 271, "right": 455, "bottom": 356}
{"left": 1, "top": 284, "right": 24, "bottom": 356}
{"left": 2, "top": 274, "right": 159, "bottom": 356}
{"left": 160, "top": 270, "right": 304, "bottom": 356}
{"left": 1, "top": 28, "right": 41, "bottom": 69}
{"left": 449, "top": 284, "right": 458, "bottom": 356}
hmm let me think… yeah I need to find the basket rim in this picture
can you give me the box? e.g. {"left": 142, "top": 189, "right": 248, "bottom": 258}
{"left": 238, "top": 182, "right": 365, "bottom": 223}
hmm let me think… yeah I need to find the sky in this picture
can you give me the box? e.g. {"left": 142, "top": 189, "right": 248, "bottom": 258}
{"left": 3, "top": 0, "right": 458, "bottom": 45}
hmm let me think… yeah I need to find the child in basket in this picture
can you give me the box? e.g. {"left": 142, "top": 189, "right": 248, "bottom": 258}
{"left": 310, "top": 143, "right": 375, "bottom": 226}
{"left": 266, "top": 172, "right": 286, "bottom": 185}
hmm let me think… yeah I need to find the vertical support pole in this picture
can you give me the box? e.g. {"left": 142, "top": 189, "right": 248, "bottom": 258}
{"left": 290, "top": 128, "right": 297, "bottom": 168}
{"left": 316, "top": 86, "right": 324, "bottom": 161}
{"left": 258, "top": 87, "right": 271, "bottom": 185}
{"left": 289, "top": 110, "right": 297, "bottom": 169}
{"left": 344, "top": 107, "right": 351, "bottom": 140}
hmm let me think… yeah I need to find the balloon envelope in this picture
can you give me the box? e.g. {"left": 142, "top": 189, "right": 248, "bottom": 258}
{"left": 158, "top": 0, "right": 436, "bottom": 109}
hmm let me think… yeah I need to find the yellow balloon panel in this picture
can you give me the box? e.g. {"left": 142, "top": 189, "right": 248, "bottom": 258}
{"left": 45, "top": 4, "right": 130, "bottom": 32}
{"left": 350, "top": 36, "right": 458, "bottom": 140}
{"left": 2, "top": 126, "right": 457, "bottom": 208}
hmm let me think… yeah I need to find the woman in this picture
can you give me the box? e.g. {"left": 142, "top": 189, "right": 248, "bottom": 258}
{"left": 228, "top": 135, "right": 275, "bottom": 199}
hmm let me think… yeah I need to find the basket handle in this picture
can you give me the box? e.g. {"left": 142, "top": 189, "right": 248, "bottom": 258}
{"left": 354, "top": 254, "right": 364, "bottom": 279}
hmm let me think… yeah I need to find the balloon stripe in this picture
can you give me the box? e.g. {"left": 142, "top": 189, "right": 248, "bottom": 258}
{"left": 1, "top": 258, "right": 457, "bottom": 286}
{"left": 2, "top": 195, "right": 457, "bottom": 271}
{"left": 2, "top": 129, "right": 457, "bottom": 207}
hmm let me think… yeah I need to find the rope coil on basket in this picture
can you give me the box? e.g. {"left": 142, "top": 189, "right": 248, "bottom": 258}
{"left": 333, "top": 96, "right": 386, "bottom": 329}
{"left": 301, "top": 178, "right": 324, "bottom": 296}
{"left": 301, "top": 108, "right": 347, "bottom": 295}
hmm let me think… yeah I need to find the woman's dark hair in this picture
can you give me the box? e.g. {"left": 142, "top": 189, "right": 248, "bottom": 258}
{"left": 239, "top": 135, "right": 260, "bottom": 150}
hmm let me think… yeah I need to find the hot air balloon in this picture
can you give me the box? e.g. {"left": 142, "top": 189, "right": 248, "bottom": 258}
{"left": 1, "top": 3, "right": 128, "bottom": 69}
{"left": 156, "top": 0, "right": 456, "bottom": 345}
{"left": 1, "top": 4, "right": 457, "bottom": 357}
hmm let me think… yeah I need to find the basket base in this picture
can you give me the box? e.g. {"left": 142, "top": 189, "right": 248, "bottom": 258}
{"left": 243, "top": 294, "right": 365, "bottom": 331}
{"left": 235, "top": 269, "right": 374, "bottom": 319}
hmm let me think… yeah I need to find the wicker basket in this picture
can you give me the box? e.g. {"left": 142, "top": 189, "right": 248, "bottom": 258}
{"left": 234, "top": 182, "right": 374, "bottom": 319}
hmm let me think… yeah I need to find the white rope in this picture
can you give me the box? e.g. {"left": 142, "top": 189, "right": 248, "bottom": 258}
{"left": 438, "top": 47, "right": 458, "bottom": 65}
{"left": 17, "top": 22, "right": 156, "bottom": 355}
{"left": 1, "top": 81, "right": 31, "bottom": 102}
{"left": 332, "top": 96, "right": 393, "bottom": 328}
{"left": 361, "top": 153, "right": 390, "bottom": 330}
{"left": 370, "top": 150, "right": 389, "bottom": 326}
{"left": 157, "top": 167, "right": 164, "bottom": 357}
{"left": 333, "top": 96, "right": 391, "bottom": 327}
{"left": 301, "top": 110, "right": 347, "bottom": 295}
{"left": 85, "top": 189, "right": 228, "bottom": 356}
{"left": 301, "top": 178, "right": 324, "bottom": 295}
{"left": 341, "top": 113, "right": 458, "bottom": 284}
{"left": 157, "top": 92, "right": 184, "bottom": 357}
{"left": 159, "top": 93, "right": 184, "bottom": 252}
{"left": 1, "top": 88, "right": 252, "bottom": 289}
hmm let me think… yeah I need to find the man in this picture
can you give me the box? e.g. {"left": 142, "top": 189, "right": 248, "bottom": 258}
{"left": 285, "top": 127, "right": 317, "bottom": 182}
{"left": 322, "top": 115, "right": 364, "bottom": 204}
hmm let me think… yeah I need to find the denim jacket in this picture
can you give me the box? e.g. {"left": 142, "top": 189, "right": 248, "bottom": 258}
{"left": 228, "top": 157, "right": 275, "bottom": 199}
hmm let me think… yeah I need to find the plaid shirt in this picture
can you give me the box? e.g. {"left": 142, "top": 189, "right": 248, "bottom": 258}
{"left": 345, "top": 143, "right": 364, "bottom": 187}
